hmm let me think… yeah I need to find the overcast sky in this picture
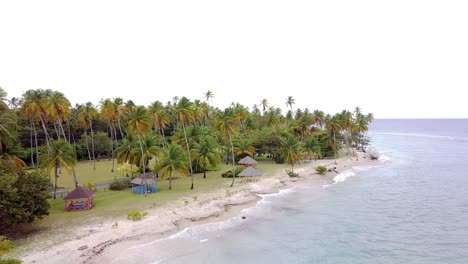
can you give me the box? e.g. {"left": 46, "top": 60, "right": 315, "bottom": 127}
{"left": 1, "top": 0, "right": 467, "bottom": 118}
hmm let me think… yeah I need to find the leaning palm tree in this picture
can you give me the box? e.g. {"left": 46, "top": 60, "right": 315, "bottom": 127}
{"left": 204, "top": 90, "right": 214, "bottom": 104}
{"left": 126, "top": 106, "right": 152, "bottom": 195}
{"left": 155, "top": 143, "right": 189, "bottom": 190}
{"left": 215, "top": 108, "right": 237, "bottom": 187}
{"left": 40, "top": 140, "right": 77, "bottom": 199}
{"left": 175, "top": 97, "right": 196, "bottom": 189}
{"left": 77, "top": 102, "right": 98, "bottom": 169}
{"left": 279, "top": 135, "right": 303, "bottom": 174}
{"left": 193, "top": 136, "right": 221, "bottom": 179}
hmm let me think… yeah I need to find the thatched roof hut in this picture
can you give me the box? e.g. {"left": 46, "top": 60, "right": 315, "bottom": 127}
{"left": 238, "top": 166, "right": 262, "bottom": 177}
{"left": 238, "top": 156, "right": 258, "bottom": 166}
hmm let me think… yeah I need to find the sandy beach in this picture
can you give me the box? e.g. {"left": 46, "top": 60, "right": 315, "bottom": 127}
{"left": 19, "top": 152, "right": 376, "bottom": 264}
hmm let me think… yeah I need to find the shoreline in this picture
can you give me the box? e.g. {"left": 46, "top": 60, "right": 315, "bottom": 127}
{"left": 20, "top": 152, "right": 378, "bottom": 264}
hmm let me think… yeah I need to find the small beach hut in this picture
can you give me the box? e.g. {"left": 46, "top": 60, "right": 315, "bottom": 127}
{"left": 238, "top": 166, "right": 262, "bottom": 177}
{"left": 64, "top": 186, "right": 95, "bottom": 211}
{"left": 238, "top": 156, "right": 258, "bottom": 167}
{"left": 131, "top": 173, "right": 158, "bottom": 194}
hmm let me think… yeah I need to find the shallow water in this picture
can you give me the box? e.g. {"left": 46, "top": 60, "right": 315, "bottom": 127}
{"left": 113, "top": 119, "right": 468, "bottom": 264}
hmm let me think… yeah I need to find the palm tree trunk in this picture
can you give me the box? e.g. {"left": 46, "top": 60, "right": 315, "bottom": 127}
{"left": 169, "top": 171, "right": 172, "bottom": 190}
{"left": 182, "top": 122, "right": 194, "bottom": 190}
{"left": 29, "top": 119, "right": 35, "bottom": 168}
{"left": 90, "top": 123, "right": 96, "bottom": 170}
{"left": 39, "top": 114, "right": 51, "bottom": 147}
{"left": 117, "top": 114, "right": 125, "bottom": 138}
{"left": 333, "top": 131, "right": 337, "bottom": 164}
{"left": 229, "top": 133, "right": 236, "bottom": 187}
{"left": 53, "top": 163, "right": 58, "bottom": 199}
{"left": 108, "top": 120, "right": 115, "bottom": 172}
{"left": 137, "top": 133, "right": 147, "bottom": 196}
{"left": 84, "top": 128, "right": 92, "bottom": 164}
{"left": 53, "top": 122, "right": 60, "bottom": 140}
{"left": 72, "top": 168, "right": 78, "bottom": 187}
{"left": 67, "top": 121, "right": 71, "bottom": 142}
{"left": 56, "top": 109, "right": 67, "bottom": 141}
{"left": 32, "top": 120, "right": 39, "bottom": 167}
{"left": 160, "top": 127, "right": 167, "bottom": 148}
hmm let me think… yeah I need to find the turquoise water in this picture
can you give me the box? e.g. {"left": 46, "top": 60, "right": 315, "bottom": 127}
{"left": 114, "top": 119, "right": 468, "bottom": 264}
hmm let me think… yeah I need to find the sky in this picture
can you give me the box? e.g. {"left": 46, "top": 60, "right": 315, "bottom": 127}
{"left": 0, "top": 0, "right": 467, "bottom": 118}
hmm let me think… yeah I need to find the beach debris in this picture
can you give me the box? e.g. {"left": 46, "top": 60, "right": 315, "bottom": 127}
{"left": 242, "top": 216, "right": 247, "bottom": 220}
{"left": 78, "top": 245, "right": 88, "bottom": 251}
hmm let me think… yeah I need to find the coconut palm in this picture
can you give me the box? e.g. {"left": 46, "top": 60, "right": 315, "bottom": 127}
{"left": 175, "top": 97, "right": 196, "bottom": 189}
{"left": 77, "top": 102, "right": 97, "bottom": 169}
{"left": 260, "top": 98, "right": 269, "bottom": 114}
{"left": 304, "top": 137, "right": 321, "bottom": 160}
{"left": 325, "top": 115, "right": 342, "bottom": 164}
{"left": 134, "top": 132, "right": 161, "bottom": 170}
{"left": 100, "top": 98, "right": 118, "bottom": 172}
{"left": 193, "top": 136, "right": 221, "bottom": 178}
{"left": 204, "top": 90, "right": 214, "bottom": 104}
{"left": 40, "top": 140, "right": 77, "bottom": 199}
{"left": 215, "top": 108, "right": 237, "bottom": 187}
{"left": 21, "top": 89, "right": 51, "bottom": 147}
{"left": 115, "top": 135, "right": 138, "bottom": 167}
{"left": 234, "top": 139, "right": 256, "bottom": 159}
{"left": 279, "top": 135, "right": 303, "bottom": 174}
{"left": 285, "top": 96, "right": 295, "bottom": 111}
{"left": 126, "top": 106, "right": 152, "bottom": 195}
{"left": 0, "top": 102, "right": 16, "bottom": 154}
{"left": 44, "top": 91, "right": 70, "bottom": 141}
{"left": 148, "top": 101, "right": 170, "bottom": 146}
{"left": 155, "top": 143, "right": 189, "bottom": 190}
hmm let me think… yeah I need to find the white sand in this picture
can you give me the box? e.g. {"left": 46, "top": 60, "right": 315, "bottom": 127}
{"left": 20, "top": 152, "right": 376, "bottom": 264}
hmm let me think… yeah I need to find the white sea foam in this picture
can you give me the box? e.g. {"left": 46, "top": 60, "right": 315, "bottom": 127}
{"left": 375, "top": 132, "right": 455, "bottom": 140}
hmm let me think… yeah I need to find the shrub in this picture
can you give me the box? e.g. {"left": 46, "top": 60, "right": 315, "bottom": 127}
{"left": 127, "top": 210, "right": 148, "bottom": 221}
{"left": 221, "top": 166, "right": 243, "bottom": 178}
{"left": 0, "top": 236, "right": 21, "bottom": 263}
{"left": 285, "top": 169, "right": 299, "bottom": 177}
{"left": 315, "top": 165, "right": 327, "bottom": 175}
{"left": 109, "top": 181, "right": 129, "bottom": 191}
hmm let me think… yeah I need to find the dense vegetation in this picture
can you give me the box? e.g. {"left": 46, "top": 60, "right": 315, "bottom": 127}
{"left": 0, "top": 87, "right": 373, "bottom": 232}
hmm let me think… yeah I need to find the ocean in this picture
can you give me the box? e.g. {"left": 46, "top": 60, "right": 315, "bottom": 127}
{"left": 112, "top": 119, "right": 468, "bottom": 264}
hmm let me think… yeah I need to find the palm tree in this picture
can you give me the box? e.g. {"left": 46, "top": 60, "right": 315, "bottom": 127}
{"left": 279, "top": 135, "right": 302, "bottom": 174}
{"left": 77, "top": 102, "right": 97, "bottom": 169}
{"left": 148, "top": 101, "right": 170, "bottom": 146}
{"left": 40, "top": 140, "right": 77, "bottom": 199}
{"left": 326, "top": 115, "right": 342, "bottom": 164}
{"left": 175, "top": 97, "right": 196, "bottom": 189}
{"left": 260, "top": 98, "right": 269, "bottom": 114}
{"left": 21, "top": 89, "right": 51, "bottom": 147}
{"left": 0, "top": 101, "right": 16, "bottom": 154}
{"left": 304, "top": 137, "right": 321, "bottom": 160}
{"left": 204, "top": 90, "right": 214, "bottom": 104}
{"left": 115, "top": 135, "right": 138, "bottom": 168}
{"left": 285, "top": 96, "right": 295, "bottom": 111}
{"left": 234, "top": 139, "right": 256, "bottom": 159}
{"left": 44, "top": 91, "right": 70, "bottom": 141}
{"left": 193, "top": 136, "right": 221, "bottom": 178}
{"left": 100, "top": 98, "right": 118, "bottom": 172}
{"left": 135, "top": 133, "right": 161, "bottom": 170}
{"left": 126, "top": 106, "right": 152, "bottom": 195}
{"left": 155, "top": 144, "right": 189, "bottom": 190}
{"left": 215, "top": 108, "right": 237, "bottom": 187}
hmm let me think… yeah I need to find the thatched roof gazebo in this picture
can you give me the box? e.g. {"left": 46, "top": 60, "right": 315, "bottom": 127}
{"left": 238, "top": 166, "right": 262, "bottom": 177}
{"left": 64, "top": 186, "right": 95, "bottom": 211}
{"left": 131, "top": 173, "right": 158, "bottom": 194}
{"left": 238, "top": 156, "right": 258, "bottom": 167}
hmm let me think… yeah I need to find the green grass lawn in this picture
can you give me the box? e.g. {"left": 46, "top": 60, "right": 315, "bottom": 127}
{"left": 42, "top": 159, "right": 290, "bottom": 227}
